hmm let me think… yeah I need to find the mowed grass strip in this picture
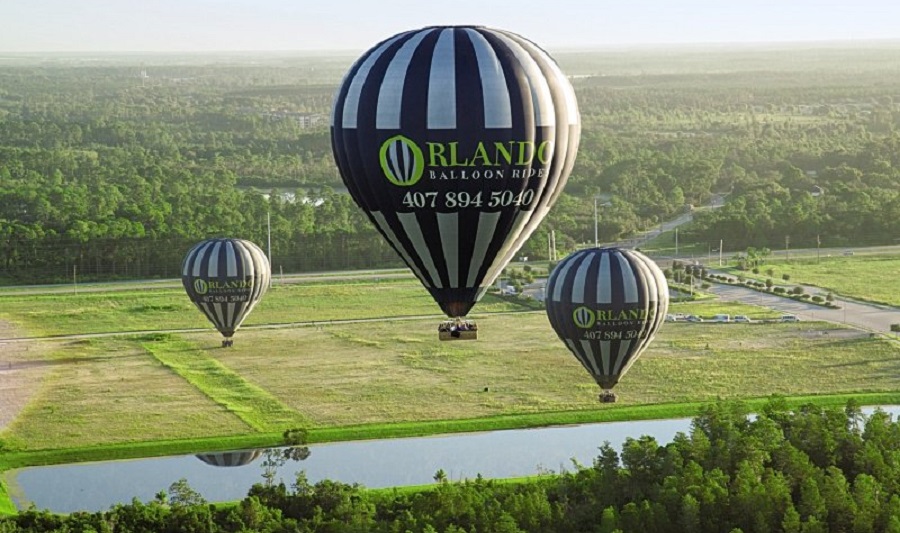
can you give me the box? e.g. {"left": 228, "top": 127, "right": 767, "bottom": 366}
{"left": 141, "top": 336, "right": 308, "bottom": 432}
{"left": 1, "top": 338, "right": 252, "bottom": 451}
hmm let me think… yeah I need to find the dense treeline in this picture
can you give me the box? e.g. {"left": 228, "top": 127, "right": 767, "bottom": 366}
{"left": 3, "top": 46, "right": 900, "bottom": 283}
{"left": 8, "top": 400, "right": 900, "bottom": 532}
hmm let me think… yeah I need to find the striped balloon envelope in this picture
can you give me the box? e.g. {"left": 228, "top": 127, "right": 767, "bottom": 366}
{"left": 181, "top": 238, "right": 270, "bottom": 346}
{"left": 196, "top": 449, "right": 264, "bottom": 467}
{"left": 545, "top": 248, "right": 668, "bottom": 401}
{"left": 331, "top": 26, "right": 580, "bottom": 319}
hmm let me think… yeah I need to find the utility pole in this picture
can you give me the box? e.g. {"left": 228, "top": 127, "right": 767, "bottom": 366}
{"left": 816, "top": 234, "right": 821, "bottom": 263}
{"left": 719, "top": 239, "right": 723, "bottom": 266}
{"left": 593, "top": 197, "right": 598, "bottom": 248}
{"left": 675, "top": 228, "right": 679, "bottom": 257}
{"left": 785, "top": 235, "right": 790, "bottom": 262}
{"left": 550, "top": 230, "right": 557, "bottom": 262}
{"left": 267, "top": 211, "right": 273, "bottom": 288}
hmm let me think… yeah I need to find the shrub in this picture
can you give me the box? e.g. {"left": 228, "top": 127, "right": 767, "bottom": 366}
{"left": 782, "top": 273, "right": 791, "bottom": 281}
{"left": 812, "top": 295, "right": 824, "bottom": 303}
{"left": 792, "top": 286, "right": 804, "bottom": 295}
{"left": 774, "top": 287, "right": 786, "bottom": 294}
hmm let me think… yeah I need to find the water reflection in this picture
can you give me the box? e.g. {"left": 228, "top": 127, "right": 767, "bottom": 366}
{"left": 195, "top": 450, "right": 264, "bottom": 468}
{"left": 9, "top": 420, "right": 689, "bottom": 513}
{"left": 12, "top": 408, "right": 900, "bottom": 514}
{"left": 195, "top": 446, "right": 309, "bottom": 469}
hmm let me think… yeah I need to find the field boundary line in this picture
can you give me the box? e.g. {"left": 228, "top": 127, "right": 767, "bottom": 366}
{"left": 141, "top": 337, "right": 308, "bottom": 432}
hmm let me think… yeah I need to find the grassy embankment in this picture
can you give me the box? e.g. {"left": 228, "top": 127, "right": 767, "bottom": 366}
{"left": 1, "top": 277, "right": 897, "bottom": 457}
{"left": 0, "top": 274, "right": 898, "bottom": 512}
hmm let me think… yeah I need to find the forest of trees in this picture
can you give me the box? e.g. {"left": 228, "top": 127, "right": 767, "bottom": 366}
{"left": 7, "top": 400, "right": 900, "bottom": 532}
{"left": 2, "top": 46, "right": 900, "bottom": 283}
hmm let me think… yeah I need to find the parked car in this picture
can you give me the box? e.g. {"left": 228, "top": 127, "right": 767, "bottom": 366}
{"left": 780, "top": 314, "right": 800, "bottom": 322}
{"left": 685, "top": 315, "right": 704, "bottom": 322}
{"left": 733, "top": 315, "right": 752, "bottom": 323}
{"left": 665, "top": 314, "right": 679, "bottom": 322}
{"left": 710, "top": 314, "right": 731, "bottom": 323}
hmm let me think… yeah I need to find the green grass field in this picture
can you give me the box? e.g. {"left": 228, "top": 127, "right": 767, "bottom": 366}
{"left": 0, "top": 277, "right": 541, "bottom": 337}
{"left": 1, "top": 276, "right": 897, "bottom": 458}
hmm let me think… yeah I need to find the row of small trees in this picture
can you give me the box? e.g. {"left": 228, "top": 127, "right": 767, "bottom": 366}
{"left": 668, "top": 260, "right": 838, "bottom": 308}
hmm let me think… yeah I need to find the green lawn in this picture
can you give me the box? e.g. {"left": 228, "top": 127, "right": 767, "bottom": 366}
{"left": 3, "top": 306, "right": 896, "bottom": 452}
{"left": 0, "top": 277, "right": 541, "bottom": 338}
{"left": 0, "top": 275, "right": 898, "bottom": 472}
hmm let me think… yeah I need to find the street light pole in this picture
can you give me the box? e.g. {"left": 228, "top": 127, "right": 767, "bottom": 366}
{"left": 594, "top": 196, "right": 598, "bottom": 247}
{"left": 267, "top": 210, "right": 273, "bottom": 289}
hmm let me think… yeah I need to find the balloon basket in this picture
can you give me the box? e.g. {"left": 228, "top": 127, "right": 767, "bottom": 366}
{"left": 438, "top": 319, "right": 478, "bottom": 341}
{"left": 599, "top": 391, "right": 617, "bottom": 403}
{"left": 221, "top": 339, "right": 234, "bottom": 348}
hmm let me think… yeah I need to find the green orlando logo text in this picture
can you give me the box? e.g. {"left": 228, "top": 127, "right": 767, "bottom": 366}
{"left": 379, "top": 135, "right": 554, "bottom": 187}
{"left": 193, "top": 278, "right": 254, "bottom": 294}
{"left": 573, "top": 306, "right": 649, "bottom": 328}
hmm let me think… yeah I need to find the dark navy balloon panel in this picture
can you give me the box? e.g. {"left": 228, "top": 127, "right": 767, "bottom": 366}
{"left": 182, "top": 238, "right": 271, "bottom": 339}
{"left": 331, "top": 26, "right": 580, "bottom": 318}
{"left": 196, "top": 450, "right": 263, "bottom": 467}
{"left": 545, "top": 248, "right": 668, "bottom": 391}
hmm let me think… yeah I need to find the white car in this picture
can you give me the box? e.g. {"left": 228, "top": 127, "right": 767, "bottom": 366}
{"left": 733, "top": 315, "right": 752, "bottom": 323}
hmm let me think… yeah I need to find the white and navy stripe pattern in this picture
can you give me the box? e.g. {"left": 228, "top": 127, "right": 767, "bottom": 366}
{"left": 331, "top": 26, "right": 580, "bottom": 318}
{"left": 196, "top": 449, "right": 263, "bottom": 467}
{"left": 545, "top": 248, "right": 668, "bottom": 391}
{"left": 181, "top": 238, "right": 270, "bottom": 339}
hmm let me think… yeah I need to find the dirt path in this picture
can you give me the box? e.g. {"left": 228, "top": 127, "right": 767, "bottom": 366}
{"left": 0, "top": 322, "right": 50, "bottom": 431}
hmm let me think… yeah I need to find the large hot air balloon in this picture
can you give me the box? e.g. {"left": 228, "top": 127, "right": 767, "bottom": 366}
{"left": 331, "top": 26, "right": 580, "bottom": 337}
{"left": 545, "top": 248, "right": 668, "bottom": 402}
{"left": 182, "top": 238, "right": 270, "bottom": 347}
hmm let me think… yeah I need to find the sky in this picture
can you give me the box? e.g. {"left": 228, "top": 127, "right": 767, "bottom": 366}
{"left": 2, "top": 0, "right": 900, "bottom": 54}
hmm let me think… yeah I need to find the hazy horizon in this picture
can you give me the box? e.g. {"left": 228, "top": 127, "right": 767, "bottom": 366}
{"left": 3, "top": 0, "right": 900, "bottom": 54}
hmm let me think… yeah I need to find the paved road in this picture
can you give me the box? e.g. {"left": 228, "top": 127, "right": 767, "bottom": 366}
{"left": 705, "top": 281, "right": 900, "bottom": 334}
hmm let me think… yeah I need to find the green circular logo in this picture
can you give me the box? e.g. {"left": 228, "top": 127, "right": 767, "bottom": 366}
{"left": 379, "top": 135, "right": 424, "bottom": 187}
{"left": 193, "top": 278, "right": 209, "bottom": 295}
{"left": 573, "top": 306, "right": 596, "bottom": 329}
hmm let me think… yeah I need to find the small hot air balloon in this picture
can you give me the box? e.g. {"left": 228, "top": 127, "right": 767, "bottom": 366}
{"left": 545, "top": 248, "right": 668, "bottom": 402}
{"left": 182, "top": 238, "right": 270, "bottom": 347}
{"left": 330, "top": 25, "right": 580, "bottom": 339}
